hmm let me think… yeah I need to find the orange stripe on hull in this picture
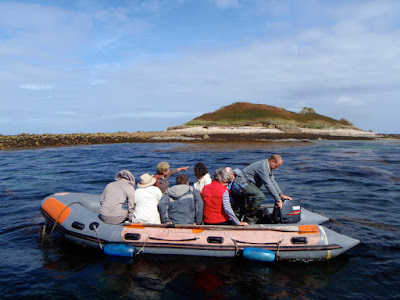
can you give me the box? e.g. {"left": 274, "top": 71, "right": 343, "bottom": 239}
{"left": 125, "top": 223, "right": 145, "bottom": 229}
{"left": 42, "top": 198, "right": 71, "bottom": 224}
{"left": 298, "top": 225, "right": 319, "bottom": 234}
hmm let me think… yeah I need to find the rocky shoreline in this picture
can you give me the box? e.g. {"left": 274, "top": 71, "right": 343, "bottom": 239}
{"left": 0, "top": 126, "right": 391, "bottom": 150}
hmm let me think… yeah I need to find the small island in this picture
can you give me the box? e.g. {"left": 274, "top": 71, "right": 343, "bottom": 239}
{"left": 0, "top": 102, "right": 393, "bottom": 150}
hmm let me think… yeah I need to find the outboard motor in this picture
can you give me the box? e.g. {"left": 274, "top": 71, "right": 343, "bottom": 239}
{"left": 273, "top": 199, "right": 301, "bottom": 223}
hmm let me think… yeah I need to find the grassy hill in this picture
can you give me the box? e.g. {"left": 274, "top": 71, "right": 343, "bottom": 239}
{"left": 183, "top": 102, "right": 355, "bottom": 129}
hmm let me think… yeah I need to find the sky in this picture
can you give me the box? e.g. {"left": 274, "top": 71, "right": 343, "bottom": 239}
{"left": 1, "top": 0, "right": 399, "bottom": 135}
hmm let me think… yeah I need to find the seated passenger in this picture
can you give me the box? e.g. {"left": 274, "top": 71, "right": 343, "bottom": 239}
{"left": 225, "top": 167, "right": 246, "bottom": 218}
{"left": 224, "top": 167, "right": 237, "bottom": 202}
{"left": 99, "top": 170, "right": 135, "bottom": 225}
{"left": 201, "top": 168, "right": 248, "bottom": 226}
{"left": 193, "top": 162, "right": 212, "bottom": 192}
{"left": 158, "top": 174, "right": 204, "bottom": 225}
{"left": 132, "top": 173, "right": 162, "bottom": 224}
{"left": 154, "top": 161, "right": 189, "bottom": 193}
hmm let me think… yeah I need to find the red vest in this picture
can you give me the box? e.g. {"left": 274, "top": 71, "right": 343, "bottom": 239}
{"left": 201, "top": 180, "right": 230, "bottom": 224}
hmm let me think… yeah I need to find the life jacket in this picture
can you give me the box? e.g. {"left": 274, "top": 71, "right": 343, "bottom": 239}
{"left": 153, "top": 174, "right": 160, "bottom": 187}
{"left": 201, "top": 180, "right": 230, "bottom": 224}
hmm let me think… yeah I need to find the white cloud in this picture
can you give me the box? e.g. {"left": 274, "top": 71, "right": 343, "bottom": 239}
{"left": 92, "top": 111, "right": 200, "bottom": 121}
{"left": 335, "top": 97, "right": 366, "bottom": 106}
{"left": 55, "top": 111, "right": 79, "bottom": 116}
{"left": 212, "top": 0, "right": 241, "bottom": 9}
{"left": 89, "top": 80, "right": 108, "bottom": 86}
{"left": 19, "top": 84, "right": 54, "bottom": 90}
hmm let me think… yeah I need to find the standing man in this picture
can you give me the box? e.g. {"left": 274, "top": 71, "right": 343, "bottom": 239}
{"left": 234, "top": 154, "right": 292, "bottom": 224}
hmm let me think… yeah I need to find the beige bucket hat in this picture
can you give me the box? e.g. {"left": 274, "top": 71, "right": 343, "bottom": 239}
{"left": 137, "top": 173, "right": 156, "bottom": 188}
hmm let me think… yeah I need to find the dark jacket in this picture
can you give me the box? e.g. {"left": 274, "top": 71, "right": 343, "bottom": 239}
{"left": 158, "top": 185, "right": 204, "bottom": 224}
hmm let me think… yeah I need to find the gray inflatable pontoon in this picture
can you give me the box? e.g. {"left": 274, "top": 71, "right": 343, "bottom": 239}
{"left": 40, "top": 193, "right": 359, "bottom": 261}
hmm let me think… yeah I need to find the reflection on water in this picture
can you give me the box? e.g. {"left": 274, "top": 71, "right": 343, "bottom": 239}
{"left": 39, "top": 240, "right": 348, "bottom": 299}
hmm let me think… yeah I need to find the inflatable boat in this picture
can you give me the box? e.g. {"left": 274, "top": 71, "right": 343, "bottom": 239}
{"left": 40, "top": 192, "right": 359, "bottom": 261}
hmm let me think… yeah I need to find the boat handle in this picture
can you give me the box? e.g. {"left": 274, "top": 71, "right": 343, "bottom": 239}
{"left": 148, "top": 236, "right": 199, "bottom": 242}
{"left": 232, "top": 239, "right": 277, "bottom": 245}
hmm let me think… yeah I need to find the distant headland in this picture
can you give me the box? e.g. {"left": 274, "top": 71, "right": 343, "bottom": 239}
{"left": 0, "top": 102, "right": 397, "bottom": 150}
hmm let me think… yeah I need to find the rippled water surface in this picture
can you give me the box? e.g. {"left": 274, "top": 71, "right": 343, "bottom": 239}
{"left": 1, "top": 140, "right": 399, "bottom": 299}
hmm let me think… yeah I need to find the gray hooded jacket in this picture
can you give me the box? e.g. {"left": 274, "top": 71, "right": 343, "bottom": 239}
{"left": 158, "top": 185, "right": 204, "bottom": 225}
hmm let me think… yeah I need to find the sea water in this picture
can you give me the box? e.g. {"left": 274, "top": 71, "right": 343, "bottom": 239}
{"left": 0, "top": 140, "right": 399, "bottom": 299}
